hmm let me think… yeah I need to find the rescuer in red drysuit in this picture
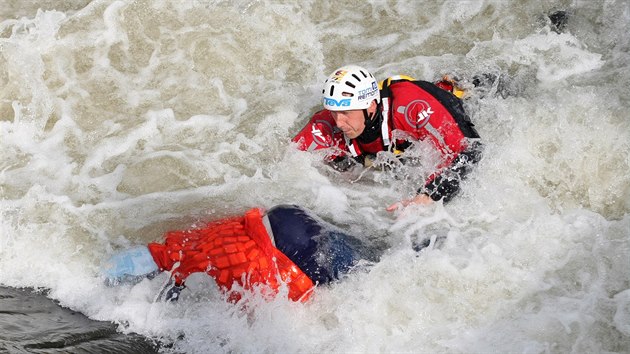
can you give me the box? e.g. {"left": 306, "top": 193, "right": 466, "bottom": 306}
{"left": 292, "top": 65, "right": 482, "bottom": 210}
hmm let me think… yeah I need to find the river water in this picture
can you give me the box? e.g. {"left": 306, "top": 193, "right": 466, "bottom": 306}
{"left": 1, "top": 0, "right": 629, "bottom": 353}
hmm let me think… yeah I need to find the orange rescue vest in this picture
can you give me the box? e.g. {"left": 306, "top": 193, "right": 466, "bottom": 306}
{"left": 147, "top": 208, "right": 314, "bottom": 302}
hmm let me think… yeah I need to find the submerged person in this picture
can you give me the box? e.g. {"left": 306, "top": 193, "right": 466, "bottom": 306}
{"left": 103, "top": 205, "right": 371, "bottom": 302}
{"left": 292, "top": 65, "right": 482, "bottom": 210}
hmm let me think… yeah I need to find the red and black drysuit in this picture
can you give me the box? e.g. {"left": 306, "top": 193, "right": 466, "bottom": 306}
{"left": 292, "top": 77, "right": 482, "bottom": 202}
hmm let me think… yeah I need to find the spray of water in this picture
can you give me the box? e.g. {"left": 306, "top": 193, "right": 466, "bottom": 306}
{"left": 1, "top": 0, "right": 629, "bottom": 353}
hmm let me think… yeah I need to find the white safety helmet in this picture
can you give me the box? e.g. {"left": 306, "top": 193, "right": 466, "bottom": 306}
{"left": 322, "top": 65, "right": 380, "bottom": 111}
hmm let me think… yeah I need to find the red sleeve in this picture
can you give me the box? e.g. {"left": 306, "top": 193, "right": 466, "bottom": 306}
{"left": 147, "top": 243, "right": 170, "bottom": 271}
{"left": 434, "top": 79, "right": 454, "bottom": 93}
{"left": 292, "top": 110, "right": 347, "bottom": 160}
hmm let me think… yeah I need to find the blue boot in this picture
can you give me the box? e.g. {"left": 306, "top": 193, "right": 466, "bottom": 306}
{"left": 102, "top": 246, "right": 159, "bottom": 286}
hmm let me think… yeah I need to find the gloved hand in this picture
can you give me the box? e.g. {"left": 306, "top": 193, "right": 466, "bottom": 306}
{"left": 102, "top": 246, "right": 159, "bottom": 286}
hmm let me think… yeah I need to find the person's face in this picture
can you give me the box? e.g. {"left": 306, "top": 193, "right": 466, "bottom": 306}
{"left": 331, "top": 109, "right": 365, "bottom": 139}
{"left": 330, "top": 100, "right": 377, "bottom": 139}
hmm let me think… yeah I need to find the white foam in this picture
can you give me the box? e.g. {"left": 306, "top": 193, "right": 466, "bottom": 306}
{"left": 1, "top": 0, "right": 628, "bottom": 353}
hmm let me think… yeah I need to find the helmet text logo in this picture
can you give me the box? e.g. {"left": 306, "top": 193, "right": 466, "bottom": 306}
{"left": 324, "top": 98, "right": 352, "bottom": 107}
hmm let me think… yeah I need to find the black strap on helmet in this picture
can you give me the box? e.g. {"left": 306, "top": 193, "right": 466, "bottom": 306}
{"left": 356, "top": 105, "right": 382, "bottom": 144}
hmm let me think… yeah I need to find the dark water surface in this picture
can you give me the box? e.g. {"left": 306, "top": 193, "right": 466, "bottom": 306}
{"left": 0, "top": 287, "right": 159, "bottom": 354}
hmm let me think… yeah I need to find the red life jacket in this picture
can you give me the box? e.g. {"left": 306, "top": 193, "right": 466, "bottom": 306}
{"left": 147, "top": 209, "right": 314, "bottom": 302}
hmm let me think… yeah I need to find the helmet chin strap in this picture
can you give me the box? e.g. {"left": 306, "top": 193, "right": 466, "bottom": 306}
{"left": 362, "top": 107, "right": 375, "bottom": 124}
{"left": 356, "top": 102, "right": 383, "bottom": 144}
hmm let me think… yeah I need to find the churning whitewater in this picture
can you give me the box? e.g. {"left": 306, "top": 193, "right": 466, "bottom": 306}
{"left": 1, "top": 0, "right": 629, "bottom": 353}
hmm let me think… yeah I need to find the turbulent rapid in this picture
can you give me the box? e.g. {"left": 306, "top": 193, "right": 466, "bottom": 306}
{"left": 1, "top": 0, "right": 629, "bottom": 353}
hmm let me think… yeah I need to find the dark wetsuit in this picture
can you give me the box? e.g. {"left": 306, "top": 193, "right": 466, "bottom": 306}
{"left": 267, "top": 205, "right": 369, "bottom": 284}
